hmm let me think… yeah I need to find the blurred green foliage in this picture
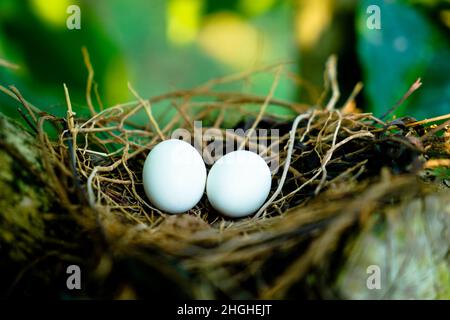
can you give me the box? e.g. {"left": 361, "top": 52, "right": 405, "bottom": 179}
{"left": 357, "top": 0, "right": 450, "bottom": 119}
{"left": 0, "top": 0, "right": 448, "bottom": 126}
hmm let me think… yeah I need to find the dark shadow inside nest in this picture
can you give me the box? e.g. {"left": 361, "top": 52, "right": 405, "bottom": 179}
{"left": 91, "top": 108, "right": 430, "bottom": 229}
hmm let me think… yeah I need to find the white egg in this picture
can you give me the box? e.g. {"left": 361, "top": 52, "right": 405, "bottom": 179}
{"left": 206, "top": 150, "right": 272, "bottom": 218}
{"left": 142, "top": 139, "right": 206, "bottom": 214}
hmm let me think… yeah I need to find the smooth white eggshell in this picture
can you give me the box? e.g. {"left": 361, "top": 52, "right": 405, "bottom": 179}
{"left": 206, "top": 150, "right": 272, "bottom": 218}
{"left": 142, "top": 139, "right": 206, "bottom": 214}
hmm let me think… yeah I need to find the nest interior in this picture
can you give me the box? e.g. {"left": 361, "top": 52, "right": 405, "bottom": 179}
{"left": 2, "top": 57, "right": 450, "bottom": 299}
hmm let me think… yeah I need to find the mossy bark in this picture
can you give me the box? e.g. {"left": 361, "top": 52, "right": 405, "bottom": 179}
{"left": 333, "top": 193, "right": 450, "bottom": 299}
{"left": 0, "top": 115, "right": 51, "bottom": 262}
{"left": 0, "top": 114, "right": 84, "bottom": 297}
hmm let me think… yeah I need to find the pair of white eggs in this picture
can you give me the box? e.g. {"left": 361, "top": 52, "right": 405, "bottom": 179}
{"left": 142, "top": 139, "right": 272, "bottom": 218}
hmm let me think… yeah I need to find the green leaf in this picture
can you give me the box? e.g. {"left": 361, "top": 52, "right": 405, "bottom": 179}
{"left": 357, "top": 0, "right": 450, "bottom": 119}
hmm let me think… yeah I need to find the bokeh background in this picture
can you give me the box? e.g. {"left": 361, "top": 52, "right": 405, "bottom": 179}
{"left": 0, "top": 0, "right": 449, "bottom": 124}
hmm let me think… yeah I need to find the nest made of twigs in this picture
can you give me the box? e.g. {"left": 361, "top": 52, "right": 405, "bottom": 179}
{"left": 5, "top": 55, "right": 450, "bottom": 299}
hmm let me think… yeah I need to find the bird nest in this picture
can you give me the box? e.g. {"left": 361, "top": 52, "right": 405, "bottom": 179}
{"left": 5, "top": 55, "right": 450, "bottom": 299}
